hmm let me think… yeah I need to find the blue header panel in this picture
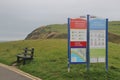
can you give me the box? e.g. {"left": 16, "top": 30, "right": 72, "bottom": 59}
{"left": 89, "top": 19, "right": 106, "bottom": 30}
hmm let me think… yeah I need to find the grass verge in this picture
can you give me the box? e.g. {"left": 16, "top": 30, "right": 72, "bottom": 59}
{"left": 0, "top": 39, "right": 120, "bottom": 80}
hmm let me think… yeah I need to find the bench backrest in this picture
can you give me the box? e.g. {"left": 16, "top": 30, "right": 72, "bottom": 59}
{"left": 23, "top": 48, "right": 34, "bottom": 58}
{"left": 31, "top": 48, "right": 34, "bottom": 58}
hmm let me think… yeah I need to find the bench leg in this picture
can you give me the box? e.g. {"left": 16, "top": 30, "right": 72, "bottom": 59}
{"left": 17, "top": 57, "right": 20, "bottom": 63}
{"left": 23, "top": 58, "right": 26, "bottom": 65}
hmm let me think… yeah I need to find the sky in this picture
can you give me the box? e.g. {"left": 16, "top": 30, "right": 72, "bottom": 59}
{"left": 0, "top": 0, "right": 120, "bottom": 41}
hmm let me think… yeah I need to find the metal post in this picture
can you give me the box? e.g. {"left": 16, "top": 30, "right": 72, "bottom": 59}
{"left": 87, "top": 14, "right": 90, "bottom": 71}
{"left": 106, "top": 19, "right": 108, "bottom": 71}
{"left": 68, "top": 62, "right": 70, "bottom": 72}
{"left": 68, "top": 18, "right": 70, "bottom": 72}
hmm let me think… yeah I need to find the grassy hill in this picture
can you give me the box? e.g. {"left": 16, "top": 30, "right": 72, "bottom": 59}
{"left": 109, "top": 21, "right": 120, "bottom": 35}
{"left": 0, "top": 40, "right": 120, "bottom": 80}
{"left": 0, "top": 21, "right": 120, "bottom": 80}
{"left": 108, "top": 21, "right": 120, "bottom": 44}
{"left": 25, "top": 24, "right": 67, "bottom": 39}
{"left": 25, "top": 21, "right": 120, "bottom": 44}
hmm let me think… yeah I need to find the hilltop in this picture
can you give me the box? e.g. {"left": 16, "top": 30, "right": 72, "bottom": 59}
{"left": 25, "top": 24, "right": 67, "bottom": 39}
{"left": 25, "top": 21, "right": 120, "bottom": 43}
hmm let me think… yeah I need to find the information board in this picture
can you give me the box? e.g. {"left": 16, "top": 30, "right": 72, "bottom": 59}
{"left": 68, "top": 18, "right": 87, "bottom": 63}
{"left": 68, "top": 15, "right": 108, "bottom": 71}
{"left": 89, "top": 18, "right": 106, "bottom": 63}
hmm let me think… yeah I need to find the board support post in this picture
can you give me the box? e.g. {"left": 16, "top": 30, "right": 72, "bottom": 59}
{"left": 87, "top": 14, "right": 90, "bottom": 71}
{"left": 106, "top": 18, "right": 108, "bottom": 71}
{"left": 68, "top": 61, "right": 70, "bottom": 72}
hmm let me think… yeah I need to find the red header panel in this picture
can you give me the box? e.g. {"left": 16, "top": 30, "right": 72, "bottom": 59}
{"left": 70, "top": 18, "right": 87, "bottom": 29}
{"left": 70, "top": 41, "right": 86, "bottom": 47}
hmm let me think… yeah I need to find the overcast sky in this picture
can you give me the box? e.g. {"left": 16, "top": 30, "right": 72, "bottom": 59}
{"left": 0, "top": 0, "right": 120, "bottom": 41}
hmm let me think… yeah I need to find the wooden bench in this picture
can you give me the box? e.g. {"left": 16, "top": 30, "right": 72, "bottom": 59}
{"left": 16, "top": 48, "right": 34, "bottom": 65}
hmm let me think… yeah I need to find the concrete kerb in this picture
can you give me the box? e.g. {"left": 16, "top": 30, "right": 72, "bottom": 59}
{"left": 0, "top": 63, "right": 42, "bottom": 80}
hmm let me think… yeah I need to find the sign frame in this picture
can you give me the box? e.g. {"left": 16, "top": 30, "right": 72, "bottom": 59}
{"left": 67, "top": 15, "right": 108, "bottom": 72}
{"left": 67, "top": 16, "right": 89, "bottom": 72}
{"left": 89, "top": 17, "right": 108, "bottom": 71}
{"left": 68, "top": 18, "right": 88, "bottom": 64}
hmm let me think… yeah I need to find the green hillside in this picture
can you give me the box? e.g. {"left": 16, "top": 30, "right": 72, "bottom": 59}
{"left": 108, "top": 21, "right": 120, "bottom": 43}
{"left": 109, "top": 21, "right": 120, "bottom": 35}
{"left": 0, "top": 40, "right": 120, "bottom": 80}
{"left": 25, "top": 24, "right": 67, "bottom": 39}
{"left": 0, "top": 21, "right": 120, "bottom": 80}
{"left": 25, "top": 21, "right": 120, "bottom": 44}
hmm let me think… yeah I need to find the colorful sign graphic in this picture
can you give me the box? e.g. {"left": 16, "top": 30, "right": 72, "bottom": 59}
{"left": 69, "top": 18, "right": 87, "bottom": 63}
{"left": 68, "top": 15, "right": 108, "bottom": 71}
{"left": 89, "top": 18, "right": 106, "bottom": 63}
{"left": 71, "top": 48, "right": 86, "bottom": 62}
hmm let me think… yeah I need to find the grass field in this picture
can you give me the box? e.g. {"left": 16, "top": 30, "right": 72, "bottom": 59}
{"left": 0, "top": 39, "right": 120, "bottom": 80}
{"left": 109, "top": 21, "right": 120, "bottom": 35}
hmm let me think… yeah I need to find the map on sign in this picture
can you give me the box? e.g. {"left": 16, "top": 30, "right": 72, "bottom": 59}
{"left": 71, "top": 48, "right": 86, "bottom": 62}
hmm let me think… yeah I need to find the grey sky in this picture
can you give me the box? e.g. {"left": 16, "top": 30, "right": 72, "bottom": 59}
{"left": 0, "top": 0, "right": 120, "bottom": 41}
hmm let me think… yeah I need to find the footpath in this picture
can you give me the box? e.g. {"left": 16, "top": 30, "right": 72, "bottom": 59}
{"left": 0, "top": 63, "right": 41, "bottom": 80}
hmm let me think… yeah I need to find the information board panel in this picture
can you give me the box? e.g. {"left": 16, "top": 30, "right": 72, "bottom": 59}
{"left": 89, "top": 18, "right": 106, "bottom": 63}
{"left": 68, "top": 18, "right": 87, "bottom": 63}
{"left": 68, "top": 15, "right": 108, "bottom": 71}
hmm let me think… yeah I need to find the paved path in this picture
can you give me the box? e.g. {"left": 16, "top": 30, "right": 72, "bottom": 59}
{"left": 0, "top": 63, "right": 41, "bottom": 80}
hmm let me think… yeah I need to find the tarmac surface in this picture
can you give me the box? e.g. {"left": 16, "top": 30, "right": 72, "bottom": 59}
{"left": 0, "top": 63, "right": 41, "bottom": 80}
